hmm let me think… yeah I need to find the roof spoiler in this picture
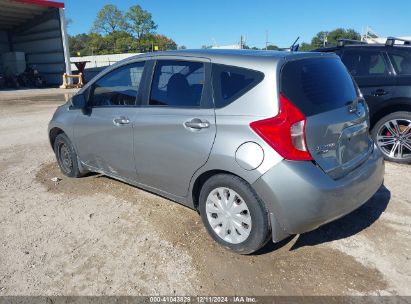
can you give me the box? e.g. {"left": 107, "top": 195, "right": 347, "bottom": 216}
{"left": 337, "top": 39, "right": 367, "bottom": 47}
{"left": 386, "top": 37, "right": 411, "bottom": 46}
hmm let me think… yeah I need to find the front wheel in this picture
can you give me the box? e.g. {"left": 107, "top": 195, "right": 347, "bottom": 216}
{"left": 371, "top": 111, "right": 411, "bottom": 164}
{"left": 199, "top": 174, "right": 270, "bottom": 254}
{"left": 54, "top": 133, "right": 83, "bottom": 178}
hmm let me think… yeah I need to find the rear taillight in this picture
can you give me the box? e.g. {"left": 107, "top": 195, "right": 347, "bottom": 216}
{"left": 250, "top": 94, "right": 312, "bottom": 161}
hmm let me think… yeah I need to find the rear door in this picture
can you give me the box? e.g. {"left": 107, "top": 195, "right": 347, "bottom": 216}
{"left": 341, "top": 49, "right": 396, "bottom": 116}
{"left": 133, "top": 58, "right": 216, "bottom": 197}
{"left": 281, "top": 56, "right": 373, "bottom": 179}
{"left": 387, "top": 47, "right": 411, "bottom": 91}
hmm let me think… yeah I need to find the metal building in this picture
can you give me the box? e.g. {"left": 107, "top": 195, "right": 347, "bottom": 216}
{"left": 0, "top": 0, "right": 70, "bottom": 85}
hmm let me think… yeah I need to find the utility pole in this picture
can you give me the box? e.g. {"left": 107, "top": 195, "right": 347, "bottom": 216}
{"left": 323, "top": 32, "right": 328, "bottom": 47}
{"left": 240, "top": 35, "right": 244, "bottom": 49}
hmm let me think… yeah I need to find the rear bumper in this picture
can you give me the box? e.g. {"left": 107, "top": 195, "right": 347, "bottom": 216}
{"left": 252, "top": 145, "right": 385, "bottom": 242}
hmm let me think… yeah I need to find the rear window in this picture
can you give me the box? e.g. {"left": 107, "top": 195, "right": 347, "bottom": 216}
{"left": 281, "top": 57, "right": 358, "bottom": 116}
{"left": 212, "top": 64, "right": 264, "bottom": 108}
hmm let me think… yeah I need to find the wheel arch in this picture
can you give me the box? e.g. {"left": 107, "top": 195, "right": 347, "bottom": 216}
{"left": 49, "top": 127, "right": 65, "bottom": 149}
{"left": 370, "top": 99, "right": 411, "bottom": 129}
{"left": 191, "top": 169, "right": 242, "bottom": 210}
{"left": 49, "top": 126, "right": 89, "bottom": 175}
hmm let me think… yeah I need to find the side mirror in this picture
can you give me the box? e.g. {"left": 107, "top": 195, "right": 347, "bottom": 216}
{"left": 70, "top": 93, "right": 87, "bottom": 109}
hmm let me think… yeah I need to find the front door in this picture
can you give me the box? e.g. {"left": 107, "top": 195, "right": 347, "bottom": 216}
{"left": 133, "top": 59, "right": 216, "bottom": 197}
{"left": 73, "top": 61, "right": 146, "bottom": 180}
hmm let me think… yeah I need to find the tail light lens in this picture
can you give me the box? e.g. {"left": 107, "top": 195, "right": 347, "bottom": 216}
{"left": 250, "top": 94, "right": 312, "bottom": 161}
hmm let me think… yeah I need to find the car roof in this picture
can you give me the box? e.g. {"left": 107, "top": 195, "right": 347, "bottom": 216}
{"left": 123, "top": 49, "right": 337, "bottom": 63}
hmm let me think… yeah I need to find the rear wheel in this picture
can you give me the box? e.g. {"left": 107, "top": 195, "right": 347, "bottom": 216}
{"left": 199, "top": 174, "right": 270, "bottom": 254}
{"left": 54, "top": 133, "right": 83, "bottom": 178}
{"left": 371, "top": 111, "right": 411, "bottom": 164}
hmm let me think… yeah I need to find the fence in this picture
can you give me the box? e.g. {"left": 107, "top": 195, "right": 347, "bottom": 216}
{"left": 70, "top": 53, "right": 143, "bottom": 71}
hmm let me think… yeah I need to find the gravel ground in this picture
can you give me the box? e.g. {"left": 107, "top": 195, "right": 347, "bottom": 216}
{"left": 0, "top": 90, "right": 410, "bottom": 296}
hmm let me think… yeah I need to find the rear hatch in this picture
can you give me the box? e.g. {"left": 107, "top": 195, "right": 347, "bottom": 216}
{"left": 281, "top": 56, "right": 373, "bottom": 179}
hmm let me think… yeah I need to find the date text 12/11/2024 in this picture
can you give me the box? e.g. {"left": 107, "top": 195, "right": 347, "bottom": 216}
{"left": 149, "top": 296, "right": 257, "bottom": 303}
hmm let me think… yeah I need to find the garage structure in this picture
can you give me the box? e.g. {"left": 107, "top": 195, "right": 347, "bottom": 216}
{"left": 0, "top": 0, "right": 70, "bottom": 85}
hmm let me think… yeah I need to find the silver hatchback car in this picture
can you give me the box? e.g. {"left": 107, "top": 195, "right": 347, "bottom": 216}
{"left": 49, "top": 50, "right": 384, "bottom": 254}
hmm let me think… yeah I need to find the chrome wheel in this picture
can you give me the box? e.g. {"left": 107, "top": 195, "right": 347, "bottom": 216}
{"left": 205, "top": 187, "right": 252, "bottom": 244}
{"left": 376, "top": 118, "right": 411, "bottom": 160}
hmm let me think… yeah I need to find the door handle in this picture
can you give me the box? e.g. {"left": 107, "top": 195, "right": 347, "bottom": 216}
{"left": 372, "top": 89, "right": 388, "bottom": 96}
{"left": 184, "top": 118, "right": 210, "bottom": 130}
{"left": 113, "top": 116, "right": 130, "bottom": 126}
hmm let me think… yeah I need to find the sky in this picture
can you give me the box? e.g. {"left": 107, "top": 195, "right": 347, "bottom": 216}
{"left": 65, "top": 0, "right": 411, "bottom": 49}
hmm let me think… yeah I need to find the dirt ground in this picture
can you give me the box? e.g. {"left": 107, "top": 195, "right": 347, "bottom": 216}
{"left": 0, "top": 89, "right": 410, "bottom": 296}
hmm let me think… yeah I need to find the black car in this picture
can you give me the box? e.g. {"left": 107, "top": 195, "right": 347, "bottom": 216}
{"left": 315, "top": 37, "right": 411, "bottom": 164}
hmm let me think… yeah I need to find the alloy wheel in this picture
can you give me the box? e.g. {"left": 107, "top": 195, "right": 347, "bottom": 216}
{"left": 376, "top": 118, "right": 411, "bottom": 160}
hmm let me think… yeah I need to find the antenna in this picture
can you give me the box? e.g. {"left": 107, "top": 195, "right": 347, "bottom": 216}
{"left": 290, "top": 36, "right": 300, "bottom": 52}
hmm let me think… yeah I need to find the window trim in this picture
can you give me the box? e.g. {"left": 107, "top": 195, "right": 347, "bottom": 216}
{"left": 89, "top": 60, "right": 147, "bottom": 108}
{"left": 211, "top": 63, "right": 265, "bottom": 109}
{"left": 143, "top": 59, "right": 212, "bottom": 109}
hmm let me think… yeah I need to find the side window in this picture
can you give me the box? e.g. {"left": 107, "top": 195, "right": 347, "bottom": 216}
{"left": 92, "top": 62, "right": 145, "bottom": 107}
{"left": 368, "top": 54, "right": 386, "bottom": 74}
{"left": 342, "top": 50, "right": 388, "bottom": 76}
{"left": 149, "top": 60, "right": 205, "bottom": 107}
{"left": 388, "top": 52, "right": 411, "bottom": 75}
{"left": 212, "top": 64, "right": 264, "bottom": 108}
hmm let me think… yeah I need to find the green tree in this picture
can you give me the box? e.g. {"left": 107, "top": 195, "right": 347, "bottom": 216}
{"left": 299, "top": 28, "right": 362, "bottom": 51}
{"left": 311, "top": 31, "right": 329, "bottom": 48}
{"left": 327, "top": 28, "right": 361, "bottom": 44}
{"left": 138, "top": 34, "right": 177, "bottom": 52}
{"left": 266, "top": 44, "right": 279, "bottom": 50}
{"left": 69, "top": 33, "right": 90, "bottom": 56}
{"left": 108, "top": 31, "right": 135, "bottom": 53}
{"left": 69, "top": 4, "right": 177, "bottom": 55}
{"left": 311, "top": 28, "right": 361, "bottom": 48}
{"left": 89, "top": 32, "right": 108, "bottom": 54}
{"left": 125, "top": 5, "right": 157, "bottom": 40}
{"left": 298, "top": 42, "right": 313, "bottom": 52}
{"left": 92, "top": 4, "right": 125, "bottom": 35}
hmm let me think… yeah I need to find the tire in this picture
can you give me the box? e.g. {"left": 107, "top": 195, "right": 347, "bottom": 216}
{"left": 371, "top": 111, "right": 411, "bottom": 164}
{"left": 53, "top": 133, "right": 83, "bottom": 178}
{"left": 199, "top": 174, "right": 270, "bottom": 254}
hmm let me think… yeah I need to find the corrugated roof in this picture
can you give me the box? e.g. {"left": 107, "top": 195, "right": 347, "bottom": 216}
{"left": 14, "top": 0, "right": 64, "bottom": 8}
{"left": 0, "top": 0, "right": 64, "bottom": 30}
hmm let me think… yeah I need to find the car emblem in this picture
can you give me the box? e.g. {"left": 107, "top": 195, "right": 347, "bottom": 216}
{"left": 316, "top": 143, "right": 336, "bottom": 154}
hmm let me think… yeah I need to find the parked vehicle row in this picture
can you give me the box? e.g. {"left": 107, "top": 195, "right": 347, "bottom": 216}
{"left": 49, "top": 49, "right": 385, "bottom": 254}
